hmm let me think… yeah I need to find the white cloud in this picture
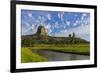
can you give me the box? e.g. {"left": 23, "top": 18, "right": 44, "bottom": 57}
{"left": 81, "top": 13, "right": 87, "bottom": 20}
{"left": 22, "top": 27, "right": 32, "bottom": 35}
{"left": 45, "top": 23, "right": 52, "bottom": 34}
{"left": 58, "top": 13, "right": 61, "bottom": 18}
{"left": 61, "top": 12, "right": 64, "bottom": 22}
{"left": 47, "top": 14, "right": 51, "bottom": 20}
{"left": 73, "top": 20, "right": 80, "bottom": 26}
{"left": 65, "top": 20, "right": 70, "bottom": 26}
{"left": 45, "top": 24, "right": 51, "bottom": 30}
{"left": 38, "top": 16, "right": 42, "bottom": 24}
{"left": 73, "top": 13, "right": 90, "bottom": 27}
{"left": 49, "top": 29, "right": 52, "bottom": 33}
{"left": 73, "top": 23, "right": 78, "bottom": 26}
{"left": 41, "top": 16, "right": 46, "bottom": 24}
{"left": 22, "top": 20, "right": 38, "bottom": 35}
{"left": 54, "top": 24, "right": 90, "bottom": 41}
{"left": 31, "top": 24, "right": 37, "bottom": 34}
{"left": 63, "top": 25, "right": 66, "bottom": 29}
{"left": 31, "top": 24, "right": 35, "bottom": 29}
{"left": 75, "top": 20, "right": 80, "bottom": 24}
{"left": 75, "top": 14, "right": 78, "bottom": 17}
{"left": 60, "top": 29, "right": 68, "bottom": 33}
{"left": 82, "top": 13, "right": 87, "bottom": 17}
{"left": 21, "top": 25, "right": 26, "bottom": 35}
{"left": 22, "top": 20, "right": 30, "bottom": 27}
{"left": 47, "top": 28, "right": 52, "bottom": 35}
{"left": 58, "top": 12, "right": 65, "bottom": 22}
{"left": 28, "top": 13, "right": 33, "bottom": 18}
{"left": 54, "top": 22, "right": 59, "bottom": 29}
{"left": 38, "top": 16, "right": 42, "bottom": 20}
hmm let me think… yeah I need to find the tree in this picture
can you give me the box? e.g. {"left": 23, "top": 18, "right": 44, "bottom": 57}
{"left": 68, "top": 34, "right": 72, "bottom": 44}
{"left": 69, "top": 34, "right": 71, "bottom": 38}
{"left": 72, "top": 32, "right": 75, "bottom": 38}
{"left": 72, "top": 32, "right": 75, "bottom": 44}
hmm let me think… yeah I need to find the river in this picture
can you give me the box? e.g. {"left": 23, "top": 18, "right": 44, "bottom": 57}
{"left": 32, "top": 50, "right": 90, "bottom": 61}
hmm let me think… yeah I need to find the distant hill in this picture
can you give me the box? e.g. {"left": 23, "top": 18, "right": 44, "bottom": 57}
{"left": 22, "top": 25, "right": 89, "bottom": 47}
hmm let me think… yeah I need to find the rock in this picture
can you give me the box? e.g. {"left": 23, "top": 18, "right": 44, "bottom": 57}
{"left": 36, "top": 25, "right": 48, "bottom": 39}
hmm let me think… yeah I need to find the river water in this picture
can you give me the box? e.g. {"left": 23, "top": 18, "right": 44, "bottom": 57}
{"left": 33, "top": 50, "right": 90, "bottom": 61}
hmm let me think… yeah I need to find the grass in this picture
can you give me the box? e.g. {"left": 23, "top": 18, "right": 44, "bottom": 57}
{"left": 29, "top": 44, "right": 90, "bottom": 55}
{"left": 21, "top": 43, "right": 90, "bottom": 63}
{"left": 21, "top": 48, "right": 47, "bottom": 63}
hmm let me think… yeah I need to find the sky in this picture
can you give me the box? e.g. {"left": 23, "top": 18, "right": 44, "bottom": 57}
{"left": 21, "top": 10, "right": 90, "bottom": 41}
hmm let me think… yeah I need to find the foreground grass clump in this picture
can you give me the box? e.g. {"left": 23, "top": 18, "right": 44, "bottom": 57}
{"left": 21, "top": 48, "right": 47, "bottom": 63}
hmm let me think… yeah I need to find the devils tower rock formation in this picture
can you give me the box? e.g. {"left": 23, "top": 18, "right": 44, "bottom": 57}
{"left": 36, "top": 25, "right": 48, "bottom": 39}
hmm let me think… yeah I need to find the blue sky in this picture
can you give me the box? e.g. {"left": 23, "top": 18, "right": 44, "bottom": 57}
{"left": 21, "top": 10, "right": 90, "bottom": 41}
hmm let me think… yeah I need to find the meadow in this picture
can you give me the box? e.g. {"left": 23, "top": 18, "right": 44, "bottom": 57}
{"left": 21, "top": 43, "right": 90, "bottom": 63}
{"left": 21, "top": 47, "right": 47, "bottom": 63}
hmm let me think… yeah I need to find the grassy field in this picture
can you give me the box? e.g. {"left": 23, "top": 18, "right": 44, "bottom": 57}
{"left": 21, "top": 48, "right": 47, "bottom": 63}
{"left": 30, "top": 44, "right": 90, "bottom": 55}
{"left": 21, "top": 43, "right": 90, "bottom": 63}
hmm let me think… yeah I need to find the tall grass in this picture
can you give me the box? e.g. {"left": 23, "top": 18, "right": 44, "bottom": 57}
{"left": 21, "top": 48, "right": 47, "bottom": 63}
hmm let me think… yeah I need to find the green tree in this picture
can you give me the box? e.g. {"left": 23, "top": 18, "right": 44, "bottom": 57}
{"left": 72, "top": 32, "right": 75, "bottom": 38}
{"left": 72, "top": 32, "right": 75, "bottom": 44}
{"left": 68, "top": 34, "right": 72, "bottom": 44}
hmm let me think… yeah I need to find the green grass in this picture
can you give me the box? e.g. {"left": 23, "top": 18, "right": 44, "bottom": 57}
{"left": 29, "top": 44, "right": 90, "bottom": 55}
{"left": 21, "top": 48, "right": 47, "bottom": 63}
{"left": 21, "top": 43, "right": 90, "bottom": 63}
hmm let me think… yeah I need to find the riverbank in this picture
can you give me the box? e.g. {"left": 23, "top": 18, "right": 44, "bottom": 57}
{"left": 30, "top": 44, "right": 90, "bottom": 55}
